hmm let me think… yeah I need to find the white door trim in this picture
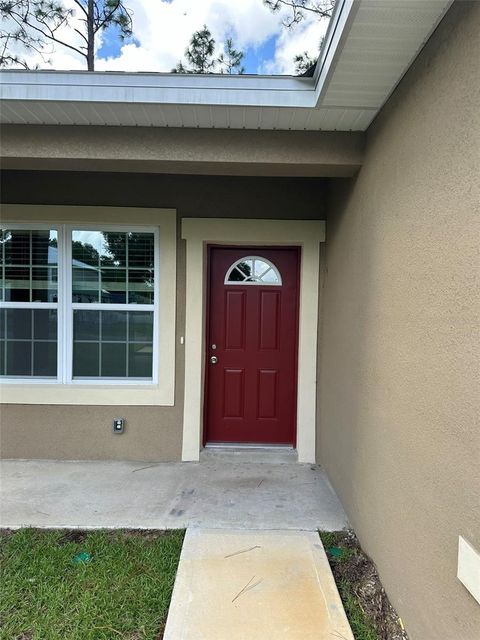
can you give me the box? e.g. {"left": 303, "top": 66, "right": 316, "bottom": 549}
{"left": 181, "top": 218, "right": 325, "bottom": 463}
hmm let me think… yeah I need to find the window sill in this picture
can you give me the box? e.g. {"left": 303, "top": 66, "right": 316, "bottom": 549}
{"left": 0, "top": 382, "right": 174, "bottom": 406}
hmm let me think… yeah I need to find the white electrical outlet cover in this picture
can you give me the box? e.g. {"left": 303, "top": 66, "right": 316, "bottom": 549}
{"left": 457, "top": 536, "right": 480, "bottom": 604}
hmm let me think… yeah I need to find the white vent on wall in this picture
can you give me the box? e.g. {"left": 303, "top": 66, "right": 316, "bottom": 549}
{"left": 457, "top": 536, "right": 480, "bottom": 604}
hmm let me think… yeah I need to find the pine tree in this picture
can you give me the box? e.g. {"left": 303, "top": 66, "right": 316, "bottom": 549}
{"left": 173, "top": 25, "right": 216, "bottom": 74}
{"left": 0, "top": 0, "right": 133, "bottom": 70}
{"left": 263, "top": 1, "right": 334, "bottom": 75}
{"left": 217, "top": 37, "right": 245, "bottom": 74}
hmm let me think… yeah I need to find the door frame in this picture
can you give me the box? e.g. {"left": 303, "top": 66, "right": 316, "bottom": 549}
{"left": 203, "top": 245, "right": 300, "bottom": 447}
{"left": 181, "top": 218, "right": 325, "bottom": 463}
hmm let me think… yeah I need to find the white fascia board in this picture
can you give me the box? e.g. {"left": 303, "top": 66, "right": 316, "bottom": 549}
{"left": 0, "top": 70, "right": 316, "bottom": 109}
{"left": 313, "top": 0, "right": 359, "bottom": 106}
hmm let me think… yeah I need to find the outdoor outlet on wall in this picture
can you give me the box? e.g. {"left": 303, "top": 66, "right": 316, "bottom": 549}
{"left": 113, "top": 418, "right": 125, "bottom": 434}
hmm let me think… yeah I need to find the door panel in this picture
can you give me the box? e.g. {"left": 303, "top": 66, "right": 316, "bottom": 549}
{"left": 205, "top": 247, "right": 299, "bottom": 445}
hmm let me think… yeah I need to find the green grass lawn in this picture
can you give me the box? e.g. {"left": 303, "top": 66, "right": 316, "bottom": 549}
{"left": 0, "top": 528, "right": 184, "bottom": 640}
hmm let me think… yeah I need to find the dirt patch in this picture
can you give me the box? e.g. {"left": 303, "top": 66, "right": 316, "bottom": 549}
{"left": 113, "top": 529, "right": 172, "bottom": 541}
{"left": 321, "top": 530, "right": 408, "bottom": 640}
{"left": 57, "top": 530, "right": 88, "bottom": 545}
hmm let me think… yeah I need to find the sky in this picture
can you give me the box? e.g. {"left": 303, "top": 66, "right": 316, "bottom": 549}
{"left": 18, "top": 0, "right": 331, "bottom": 75}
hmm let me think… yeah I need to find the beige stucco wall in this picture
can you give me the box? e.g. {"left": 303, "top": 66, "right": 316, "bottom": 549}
{"left": 1, "top": 126, "right": 364, "bottom": 177}
{"left": 0, "top": 174, "right": 326, "bottom": 461}
{"left": 318, "top": 2, "right": 480, "bottom": 639}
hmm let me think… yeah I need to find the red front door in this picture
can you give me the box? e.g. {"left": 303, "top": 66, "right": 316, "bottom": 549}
{"left": 205, "top": 247, "right": 299, "bottom": 445}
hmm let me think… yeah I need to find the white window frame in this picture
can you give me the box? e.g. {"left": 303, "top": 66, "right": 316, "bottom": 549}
{"left": 0, "top": 222, "right": 64, "bottom": 384}
{"left": 65, "top": 223, "right": 159, "bottom": 386}
{"left": 0, "top": 206, "right": 176, "bottom": 406}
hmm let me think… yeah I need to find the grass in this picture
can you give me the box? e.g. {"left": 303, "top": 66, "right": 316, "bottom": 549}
{"left": 319, "top": 531, "right": 379, "bottom": 640}
{"left": 0, "top": 528, "right": 184, "bottom": 640}
{"left": 337, "top": 583, "right": 379, "bottom": 640}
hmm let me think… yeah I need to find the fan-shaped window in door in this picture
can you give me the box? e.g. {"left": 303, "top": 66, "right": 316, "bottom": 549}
{"left": 225, "top": 256, "right": 282, "bottom": 286}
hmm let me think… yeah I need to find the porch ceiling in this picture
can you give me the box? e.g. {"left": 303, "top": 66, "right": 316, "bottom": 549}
{"left": 0, "top": 0, "right": 452, "bottom": 132}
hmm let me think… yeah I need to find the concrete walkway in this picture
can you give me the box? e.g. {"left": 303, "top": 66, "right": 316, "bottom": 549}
{"left": 0, "top": 455, "right": 348, "bottom": 531}
{"left": 164, "top": 528, "right": 354, "bottom": 640}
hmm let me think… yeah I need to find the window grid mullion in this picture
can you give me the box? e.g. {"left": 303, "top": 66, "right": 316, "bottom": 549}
{"left": 98, "top": 310, "right": 102, "bottom": 377}
{"left": 29, "top": 231, "right": 32, "bottom": 303}
{"left": 126, "top": 311, "right": 129, "bottom": 377}
{"left": 126, "top": 232, "right": 129, "bottom": 304}
{"left": 30, "top": 308, "right": 34, "bottom": 376}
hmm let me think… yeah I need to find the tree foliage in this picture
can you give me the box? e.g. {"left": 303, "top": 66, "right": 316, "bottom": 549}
{"left": 0, "top": 0, "right": 133, "bottom": 70}
{"left": 264, "top": 0, "right": 334, "bottom": 28}
{"left": 217, "top": 37, "right": 244, "bottom": 74}
{"left": 264, "top": 0, "right": 334, "bottom": 75}
{"left": 174, "top": 25, "right": 245, "bottom": 75}
{"left": 293, "top": 50, "right": 316, "bottom": 75}
{"left": 174, "top": 24, "right": 215, "bottom": 74}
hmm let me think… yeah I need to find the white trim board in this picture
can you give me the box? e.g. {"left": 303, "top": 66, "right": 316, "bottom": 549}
{"left": 181, "top": 218, "right": 325, "bottom": 464}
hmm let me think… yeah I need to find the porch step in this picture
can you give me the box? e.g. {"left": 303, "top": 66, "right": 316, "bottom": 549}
{"left": 201, "top": 445, "right": 298, "bottom": 464}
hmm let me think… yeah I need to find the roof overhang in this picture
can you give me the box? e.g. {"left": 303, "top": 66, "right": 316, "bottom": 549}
{"left": 0, "top": 0, "right": 453, "bottom": 132}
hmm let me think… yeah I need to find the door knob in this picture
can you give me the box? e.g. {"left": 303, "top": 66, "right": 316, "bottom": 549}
{"left": 210, "top": 356, "right": 218, "bottom": 364}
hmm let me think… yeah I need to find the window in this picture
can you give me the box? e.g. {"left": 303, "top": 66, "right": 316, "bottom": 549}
{"left": 0, "top": 228, "right": 59, "bottom": 378}
{"left": 0, "top": 225, "right": 158, "bottom": 384}
{"left": 225, "top": 256, "right": 282, "bottom": 285}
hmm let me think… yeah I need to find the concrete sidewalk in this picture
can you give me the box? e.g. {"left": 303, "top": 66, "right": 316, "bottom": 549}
{"left": 0, "top": 456, "right": 348, "bottom": 531}
{"left": 164, "top": 528, "right": 354, "bottom": 640}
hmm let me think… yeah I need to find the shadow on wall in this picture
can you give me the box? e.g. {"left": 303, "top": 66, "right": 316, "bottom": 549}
{"left": 0, "top": 172, "right": 328, "bottom": 221}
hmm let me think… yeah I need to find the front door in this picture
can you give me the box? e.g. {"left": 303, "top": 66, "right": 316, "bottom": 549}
{"left": 205, "top": 247, "right": 299, "bottom": 445}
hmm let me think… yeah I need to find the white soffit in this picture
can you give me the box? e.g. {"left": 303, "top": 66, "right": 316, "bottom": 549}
{"left": 0, "top": 0, "right": 453, "bottom": 131}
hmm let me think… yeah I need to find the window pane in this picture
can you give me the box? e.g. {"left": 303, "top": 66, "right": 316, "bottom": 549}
{"left": 32, "top": 230, "right": 57, "bottom": 265}
{"left": 73, "top": 342, "right": 100, "bottom": 377}
{"left": 100, "top": 268, "right": 126, "bottom": 304}
{"left": 33, "top": 342, "right": 57, "bottom": 377}
{"left": 4, "top": 230, "right": 30, "bottom": 265}
{"left": 33, "top": 309, "right": 58, "bottom": 340}
{"left": 101, "top": 343, "right": 127, "bottom": 377}
{"left": 6, "top": 341, "right": 31, "bottom": 376}
{"left": 101, "top": 311, "right": 127, "bottom": 341}
{"left": 71, "top": 230, "right": 155, "bottom": 304}
{"left": 72, "top": 230, "right": 105, "bottom": 266}
{"left": 74, "top": 309, "right": 100, "bottom": 340}
{"left": 6, "top": 308, "right": 32, "bottom": 339}
{"left": 129, "top": 311, "right": 153, "bottom": 342}
{"left": 128, "top": 270, "right": 154, "bottom": 304}
{"left": 226, "top": 257, "right": 281, "bottom": 285}
{"left": 128, "top": 343, "right": 153, "bottom": 377}
{"left": 102, "top": 232, "right": 126, "bottom": 267}
{"left": 4, "top": 266, "right": 30, "bottom": 301}
{"left": 128, "top": 233, "right": 154, "bottom": 268}
{"left": 72, "top": 310, "right": 153, "bottom": 379}
{"left": 72, "top": 266, "right": 99, "bottom": 303}
{"left": 32, "top": 267, "right": 58, "bottom": 302}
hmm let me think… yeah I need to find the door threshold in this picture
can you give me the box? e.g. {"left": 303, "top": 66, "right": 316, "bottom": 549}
{"left": 201, "top": 445, "right": 298, "bottom": 464}
{"left": 205, "top": 443, "right": 294, "bottom": 450}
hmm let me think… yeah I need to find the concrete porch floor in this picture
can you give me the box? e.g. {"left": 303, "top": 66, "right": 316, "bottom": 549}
{"left": 0, "top": 453, "right": 348, "bottom": 531}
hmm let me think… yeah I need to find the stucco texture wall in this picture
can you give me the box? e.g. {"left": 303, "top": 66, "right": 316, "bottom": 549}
{"left": 0, "top": 175, "right": 326, "bottom": 461}
{"left": 318, "top": 3, "right": 480, "bottom": 639}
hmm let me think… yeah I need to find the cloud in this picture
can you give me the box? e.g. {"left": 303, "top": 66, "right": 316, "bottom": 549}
{"left": 16, "top": 0, "right": 328, "bottom": 75}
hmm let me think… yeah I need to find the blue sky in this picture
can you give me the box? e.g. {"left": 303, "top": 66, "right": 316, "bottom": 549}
{"left": 98, "top": 26, "right": 279, "bottom": 75}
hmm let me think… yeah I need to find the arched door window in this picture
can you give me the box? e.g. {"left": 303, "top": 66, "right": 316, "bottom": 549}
{"left": 224, "top": 256, "right": 282, "bottom": 286}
